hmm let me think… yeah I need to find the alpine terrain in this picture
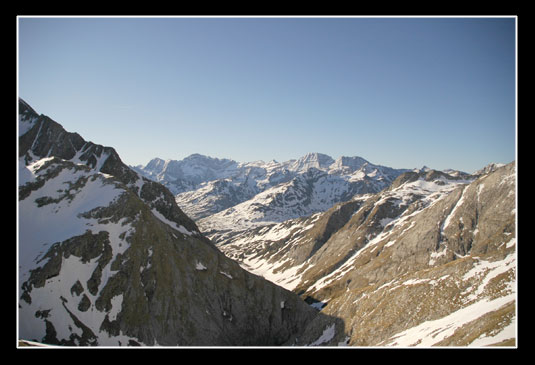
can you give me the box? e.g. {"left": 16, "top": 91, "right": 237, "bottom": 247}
{"left": 17, "top": 98, "right": 346, "bottom": 346}
{"left": 214, "top": 163, "right": 517, "bottom": 346}
{"left": 18, "top": 98, "right": 516, "bottom": 347}
{"left": 134, "top": 153, "right": 408, "bottom": 242}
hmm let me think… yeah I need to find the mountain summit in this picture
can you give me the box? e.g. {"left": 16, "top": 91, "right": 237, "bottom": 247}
{"left": 288, "top": 152, "right": 335, "bottom": 173}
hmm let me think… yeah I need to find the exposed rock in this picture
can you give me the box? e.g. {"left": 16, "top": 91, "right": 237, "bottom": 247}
{"left": 215, "top": 164, "right": 516, "bottom": 346}
{"left": 18, "top": 98, "right": 343, "bottom": 346}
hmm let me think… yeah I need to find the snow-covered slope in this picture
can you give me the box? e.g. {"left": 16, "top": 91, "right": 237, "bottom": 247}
{"left": 134, "top": 152, "right": 408, "bottom": 222}
{"left": 19, "top": 157, "right": 145, "bottom": 345}
{"left": 216, "top": 164, "right": 517, "bottom": 346}
{"left": 216, "top": 169, "right": 475, "bottom": 288}
{"left": 198, "top": 166, "right": 397, "bottom": 243}
{"left": 18, "top": 100, "right": 203, "bottom": 239}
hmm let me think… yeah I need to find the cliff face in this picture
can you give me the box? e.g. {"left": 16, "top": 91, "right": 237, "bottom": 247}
{"left": 18, "top": 99, "right": 344, "bottom": 346}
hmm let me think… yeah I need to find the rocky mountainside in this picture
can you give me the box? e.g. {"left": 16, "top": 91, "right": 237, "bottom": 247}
{"left": 17, "top": 99, "right": 345, "bottom": 346}
{"left": 18, "top": 98, "right": 516, "bottom": 347}
{"left": 197, "top": 166, "right": 396, "bottom": 244}
{"left": 134, "top": 153, "right": 408, "bottom": 224}
{"left": 216, "top": 164, "right": 517, "bottom": 346}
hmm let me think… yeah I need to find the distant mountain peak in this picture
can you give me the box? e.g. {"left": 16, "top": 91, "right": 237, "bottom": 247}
{"left": 135, "top": 151, "right": 408, "bottom": 221}
{"left": 290, "top": 152, "right": 335, "bottom": 172}
{"left": 300, "top": 152, "right": 334, "bottom": 161}
{"left": 331, "top": 156, "right": 369, "bottom": 172}
{"left": 184, "top": 153, "right": 229, "bottom": 162}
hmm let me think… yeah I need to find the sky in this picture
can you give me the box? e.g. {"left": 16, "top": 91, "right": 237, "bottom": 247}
{"left": 17, "top": 16, "right": 516, "bottom": 173}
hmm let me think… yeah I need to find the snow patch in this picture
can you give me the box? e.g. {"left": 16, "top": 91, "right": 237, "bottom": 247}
{"left": 442, "top": 185, "right": 468, "bottom": 231}
{"left": 19, "top": 162, "right": 125, "bottom": 285}
{"left": 470, "top": 318, "right": 516, "bottom": 347}
{"left": 310, "top": 301, "right": 327, "bottom": 311}
{"left": 505, "top": 238, "right": 516, "bottom": 249}
{"left": 428, "top": 246, "right": 448, "bottom": 266}
{"left": 379, "top": 217, "right": 395, "bottom": 227}
{"left": 461, "top": 253, "right": 516, "bottom": 303}
{"left": 151, "top": 209, "right": 193, "bottom": 236}
{"left": 383, "top": 293, "right": 515, "bottom": 347}
{"left": 108, "top": 294, "right": 123, "bottom": 321}
{"left": 239, "top": 253, "right": 305, "bottom": 291}
{"left": 309, "top": 324, "right": 336, "bottom": 346}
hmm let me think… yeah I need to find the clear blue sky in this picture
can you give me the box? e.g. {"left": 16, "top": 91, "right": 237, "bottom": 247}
{"left": 18, "top": 16, "right": 516, "bottom": 173}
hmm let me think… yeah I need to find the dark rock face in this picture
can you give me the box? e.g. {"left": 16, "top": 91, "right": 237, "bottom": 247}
{"left": 18, "top": 99, "right": 344, "bottom": 346}
{"left": 19, "top": 164, "right": 336, "bottom": 345}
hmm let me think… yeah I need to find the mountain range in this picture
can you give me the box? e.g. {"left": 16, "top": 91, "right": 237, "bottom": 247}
{"left": 134, "top": 153, "right": 475, "bottom": 247}
{"left": 133, "top": 153, "right": 409, "bottom": 222}
{"left": 134, "top": 153, "right": 413, "bottom": 246}
{"left": 18, "top": 98, "right": 516, "bottom": 347}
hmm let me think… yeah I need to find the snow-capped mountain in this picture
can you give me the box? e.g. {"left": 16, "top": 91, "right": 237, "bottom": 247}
{"left": 216, "top": 164, "right": 517, "bottom": 346}
{"left": 198, "top": 166, "right": 402, "bottom": 243}
{"left": 17, "top": 99, "right": 345, "bottom": 346}
{"left": 18, "top": 98, "right": 516, "bottom": 347}
{"left": 288, "top": 152, "right": 335, "bottom": 173}
{"left": 137, "top": 154, "right": 241, "bottom": 190}
{"left": 135, "top": 152, "right": 408, "bottom": 227}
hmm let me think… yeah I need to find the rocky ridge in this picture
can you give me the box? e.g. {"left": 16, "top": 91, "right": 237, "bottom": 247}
{"left": 18, "top": 99, "right": 345, "bottom": 346}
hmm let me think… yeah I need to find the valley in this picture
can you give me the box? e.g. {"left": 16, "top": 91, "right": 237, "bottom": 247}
{"left": 18, "top": 98, "right": 516, "bottom": 347}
